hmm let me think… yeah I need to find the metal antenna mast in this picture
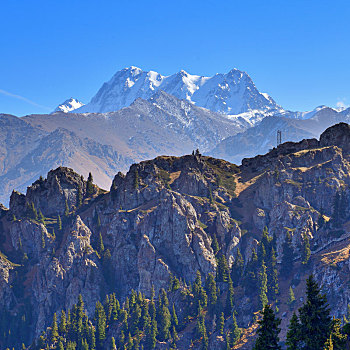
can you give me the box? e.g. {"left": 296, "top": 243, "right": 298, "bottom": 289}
{"left": 277, "top": 130, "right": 282, "bottom": 146}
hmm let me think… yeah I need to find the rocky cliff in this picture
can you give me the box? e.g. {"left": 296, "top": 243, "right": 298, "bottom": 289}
{"left": 2, "top": 123, "right": 350, "bottom": 348}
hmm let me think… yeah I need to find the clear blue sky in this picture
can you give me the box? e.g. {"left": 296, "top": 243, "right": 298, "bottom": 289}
{"left": 1, "top": 0, "right": 349, "bottom": 116}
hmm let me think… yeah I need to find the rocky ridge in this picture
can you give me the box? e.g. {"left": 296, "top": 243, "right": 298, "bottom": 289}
{"left": 1, "top": 123, "right": 350, "bottom": 347}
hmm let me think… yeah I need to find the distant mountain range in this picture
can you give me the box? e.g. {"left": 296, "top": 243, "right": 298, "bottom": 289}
{"left": 1, "top": 66, "right": 349, "bottom": 204}
{"left": 69, "top": 66, "right": 282, "bottom": 115}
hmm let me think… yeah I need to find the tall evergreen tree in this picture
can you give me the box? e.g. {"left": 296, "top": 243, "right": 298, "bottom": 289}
{"left": 225, "top": 274, "right": 234, "bottom": 316}
{"left": 287, "top": 286, "right": 296, "bottom": 310}
{"left": 51, "top": 313, "right": 59, "bottom": 344}
{"left": 171, "top": 304, "right": 178, "bottom": 329}
{"left": 193, "top": 271, "right": 207, "bottom": 313}
{"left": 253, "top": 304, "right": 281, "bottom": 350}
{"left": 229, "top": 311, "right": 241, "bottom": 346}
{"left": 258, "top": 261, "right": 268, "bottom": 310}
{"left": 58, "top": 215, "right": 62, "bottom": 231}
{"left": 298, "top": 275, "right": 332, "bottom": 350}
{"left": 145, "top": 319, "right": 157, "bottom": 350}
{"left": 64, "top": 200, "right": 70, "bottom": 217}
{"left": 87, "top": 172, "right": 94, "bottom": 195}
{"left": 244, "top": 248, "right": 259, "bottom": 295}
{"left": 216, "top": 255, "right": 229, "bottom": 283}
{"left": 231, "top": 248, "right": 244, "bottom": 286}
{"left": 267, "top": 247, "right": 279, "bottom": 299}
{"left": 329, "top": 317, "right": 346, "bottom": 350}
{"left": 205, "top": 273, "right": 217, "bottom": 314}
{"left": 301, "top": 234, "right": 311, "bottom": 265}
{"left": 94, "top": 301, "right": 106, "bottom": 349}
{"left": 97, "top": 233, "right": 104, "bottom": 255}
{"left": 286, "top": 312, "right": 301, "bottom": 350}
{"left": 217, "top": 312, "right": 224, "bottom": 335}
{"left": 77, "top": 184, "right": 83, "bottom": 208}
{"left": 196, "top": 313, "right": 208, "bottom": 350}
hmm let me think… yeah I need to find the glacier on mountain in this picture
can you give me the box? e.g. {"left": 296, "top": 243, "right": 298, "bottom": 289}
{"left": 73, "top": 66, "right": 283, "bottom": 115}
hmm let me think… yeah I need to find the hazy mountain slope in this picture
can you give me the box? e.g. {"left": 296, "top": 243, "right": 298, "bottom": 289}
{"left": 210, "top": 107, "right": 350, "bottom": 163}
{"left": 1, "top": 92, "right": 249, "bottom": 204}
{"left": 0, "top": 127, "right": 134, "bottom": 204}
{"left": 74, "top": 66, "right": 282, "bottom": 115}
{"left": 0, "top": 114, "right": 45, "bottom": 176}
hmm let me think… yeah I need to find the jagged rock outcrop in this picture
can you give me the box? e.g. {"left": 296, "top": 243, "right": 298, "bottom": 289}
{"left": 30, "top": 215, "right": 102, "bottom": 337}
{"left": 9, "top": 167, "right": 99, "bottom": 217}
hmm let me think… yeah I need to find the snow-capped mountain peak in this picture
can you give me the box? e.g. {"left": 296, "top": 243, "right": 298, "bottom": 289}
{"left": 74, "top": 67, "right": 282, "bottom": 115}
{"left": 53, "top": 98, "right": 84, "bottom": 113}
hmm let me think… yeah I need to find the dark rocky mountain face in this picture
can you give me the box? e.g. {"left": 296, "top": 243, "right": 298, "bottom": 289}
{"left": 1, "top": 123, "right": 350, "bottom": 348}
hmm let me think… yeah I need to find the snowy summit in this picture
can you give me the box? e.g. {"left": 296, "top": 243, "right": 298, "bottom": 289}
{"left": 74, "top": 66, "right": 282, "bottom": 115}
{"left": 53, "top": 98, "right": 85, "bottom": 113}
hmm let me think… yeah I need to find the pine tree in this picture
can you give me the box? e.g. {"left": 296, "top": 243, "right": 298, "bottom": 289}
{"left": 50, "top": 313, "right": 59, "bottom": 344}
{"left": 64, "top": 200, "right": 70, "bottom": 217}
{"left": 108, "top": 293, "right": 118, "bottom": 323}
{"left": 216, "top": 255, "right": 229, "bottom": 283}
{"left": 267, "top": 247, "right": 279, "bottom": 299}
{"left": 87, "top": 172, "right": 94, "bottom": 195}
{"left": 287, "top": 287, "right": 296, "bottom": 310}
{"left": 329, "top": 317, "right": 346, "bottom": 350}
{"left": 257, "top": 242, "right": 267, "bottom": 265}
{"left": 345, "top": 303, "right": 350, "bottom": 323}
{"left": 59, "top": 310, "right": 67, "bottom": 334}
{"left": 97, "top": 233, "right": 104, "bottom": 255}
{"left": 205, "top": 273, "right": 217, "bottom": 314}
{"left": 110, "top": 336, "right": 116, "bottom": 350}
{"left": 258, "top": 261, "right": 268, "bottom": 310}
{"left": 171, "top": 304, "right": 178, "bottom": 329}
{"left": 126, "top": 332, "right": 133, "bottom": 350}
{"left": 225, "top": 274, "right": 234, "bottom": 317}
{"left": 94, "top": 301, "right": 106, "bottom": 349}
{"left": 81, "top": 339, "right": 89, "bottom": 350}
{"left": 229, "top": 311, "right": 241, "bottom": 346}
{"left": 158, "top": 304, "right": 171, "bottom": 341}
{"left": 193, "top": 271, "right": 207, "bottom": 313}
{"left": 244, "top": 248, "right": 259, "bottom": 295}
{"left": 217, "top": 312, "right": 224, "bottom": 335}
{"left": 323, "top": 335, "right": 333, "bottom": 350}
{"left": 29, "top": 202, "right": 38, "bottom": 220}
{"left": 75, "top": 183, "right": 82, "bottom": 208}
{"left": 253, "top": 304, "right": 281, "bottom": 350}
{"left": 298, "top": 275, "right": 332, "bottom": 350}
{"left": 196, "top": 313, "right": 208, "bottom": 350}
{"left": 38, "top": 209, "right": 46, "bottom": 226}
{"left": 231, "top": 248, "right": 244, "bottom": 286}
{"left": 301, "top": 234, "right": 311, "bottom": 265}
{"left": 58, "top": 215, "right": 62, "bottom": 231}
{"left": 145, "top": 319, "right": 157, "bottom": 350}
{"left": 286, "top": 312, "right": 301, "bottom": 350}
{"left": 281, "top": 232, "right": 294, "bottom": 278}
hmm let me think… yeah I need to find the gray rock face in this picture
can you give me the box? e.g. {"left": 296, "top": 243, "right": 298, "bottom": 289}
{"left": 9, "top": 166, "right": 98, "bottom": 217}
{"left": 30, "top": 215, "right": 102, "bottom": 337}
